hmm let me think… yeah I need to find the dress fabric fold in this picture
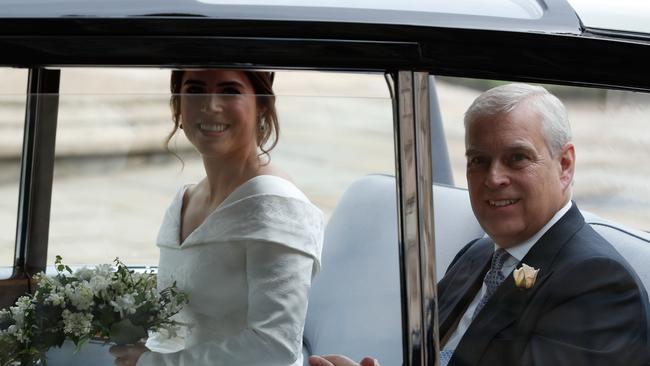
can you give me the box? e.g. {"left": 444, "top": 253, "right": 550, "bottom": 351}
{"left": 139, "top": 175, "right": 324, "bottom": 366}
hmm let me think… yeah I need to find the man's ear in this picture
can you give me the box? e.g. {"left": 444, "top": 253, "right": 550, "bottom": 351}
{"left": 558, "top": 143, "right": 575, "bottom": 189}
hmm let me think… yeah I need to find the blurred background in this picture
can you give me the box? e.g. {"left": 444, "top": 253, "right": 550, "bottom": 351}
{"left": 0, "top": 68, "right": 648, "bottom": 267}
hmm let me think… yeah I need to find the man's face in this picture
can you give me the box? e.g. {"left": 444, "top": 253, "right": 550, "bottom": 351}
{"left": 465, "top": 103, "right": 575, "bottom": 247}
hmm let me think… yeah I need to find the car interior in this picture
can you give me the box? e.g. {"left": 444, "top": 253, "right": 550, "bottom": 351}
{"left": 303, "top": 173, "right": 650, "bottom": 365}
{"left": 3, "top": 70, "right": 643, "bottom": 366}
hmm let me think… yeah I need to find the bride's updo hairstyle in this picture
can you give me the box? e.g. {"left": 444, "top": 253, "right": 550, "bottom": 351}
{"left": 167, "top": 70, "right": 279, "bottom": 160}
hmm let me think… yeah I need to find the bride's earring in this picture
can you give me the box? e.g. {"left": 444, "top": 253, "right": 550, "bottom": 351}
{"left": 258, "top": 115, "right": 266, "bottom": 132}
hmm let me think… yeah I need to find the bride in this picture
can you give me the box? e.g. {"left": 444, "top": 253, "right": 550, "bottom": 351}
{"left": 110, "top": 69, "right": 324, "bottom": 366}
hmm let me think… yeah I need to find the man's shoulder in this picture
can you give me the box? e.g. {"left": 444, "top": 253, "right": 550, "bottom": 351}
{"left": 551, "top": 223, "right": 647, "bottom": 295}
{"left": 457, "top": 237, "right": 489, "bottom": 257}
{"left": 444, "top": 236, "right": 492, "bottom": 275}
{"left": 559, "top": 223, "right": 629, "bottom": 265}
{"left": 544, "top": 204, "right": 634, "bottom": 271}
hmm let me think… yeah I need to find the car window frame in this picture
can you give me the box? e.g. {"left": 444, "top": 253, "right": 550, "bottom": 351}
{"left": 3, "top": 5, "right": 650, "bottom": 365}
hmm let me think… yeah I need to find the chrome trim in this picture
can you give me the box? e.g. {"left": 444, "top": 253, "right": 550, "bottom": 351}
{"left": 394, "top": 71, "right": 438, "bottom": 365}
{"left": 414, "top": 72, "right": 439, "bottom": 366}
{"left": 396, "top": 70, "right": 422, "bottom": 365}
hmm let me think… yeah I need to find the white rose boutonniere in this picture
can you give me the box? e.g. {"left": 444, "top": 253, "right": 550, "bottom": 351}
{"left": 513, "top": 263, "right": 539, "bottom": 289}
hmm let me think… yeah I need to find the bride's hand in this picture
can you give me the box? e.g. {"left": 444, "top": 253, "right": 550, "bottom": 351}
{"left": 109, "top": 342, "right": 149, "bottom": 366}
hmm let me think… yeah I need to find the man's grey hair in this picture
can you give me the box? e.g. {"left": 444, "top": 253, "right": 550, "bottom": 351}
{"left": 464, "top": 83, "right": 571, "bottom": 157}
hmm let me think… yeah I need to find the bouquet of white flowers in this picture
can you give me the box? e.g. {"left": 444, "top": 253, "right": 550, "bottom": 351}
{"left": 0, "top": 256, "right": 188, "bottom": 366}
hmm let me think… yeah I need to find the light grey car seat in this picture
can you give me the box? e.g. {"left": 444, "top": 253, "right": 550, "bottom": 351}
{"left": 303, "top": 174, "right": 650, "bottom": 365}
{"left": 302, "top": 174, "right": 484, "bottom": 365}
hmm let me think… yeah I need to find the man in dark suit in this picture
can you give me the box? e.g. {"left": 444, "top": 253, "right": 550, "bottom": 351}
{"left": 310, "top": 83, "right": 650, "bottom": 366}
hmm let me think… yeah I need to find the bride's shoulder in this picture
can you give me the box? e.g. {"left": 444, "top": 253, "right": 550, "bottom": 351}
{"left": 247, "top": 176, "right": 308, "bottom": 203}
{"left": 258, "top": 163, "right": 294, "bottom": 184}
{"left": 225, "top": 175, "right": 320, "bottom": 218}
{"left": 236, "top": 164, "right": 305, "bottom": 203}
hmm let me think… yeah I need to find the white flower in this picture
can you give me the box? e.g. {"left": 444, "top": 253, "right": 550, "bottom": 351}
{"left": 4, "top": 323, "right": 27, "bottom": 343}
{"left": 89, "top": 276, "right": 110, "bottom": 295}
{"left": 35, "top": 273, "right": 61, "bottom": 288}
{"left": 64, "top": 282, "right": 94, "bottom": 311}
{"left": 74, "top": 267, "right": 95, "bottom": 281}
{"left": 145, "top": 289, "right": 156, "bottom": 302}
{"left": 110, "top": 279, "right": 128, "bottom": 295}
{"left": 110, "top": 294, "right": 138, "bottom": 317}
{"left": 10, "top": 326, "right": 27, "bottom": 343}
{"left": 31, "top": 272, "right": 45, "bottom": 283}
{"left": 10, "top": 296, "right": 33, "bottom": 329}
{"left": 61, "top": 310, "right": 93, "bottom": 337}
{"left": 1, "top": 256, "right": 188, "bottom": 356}
{"left": 94, "top": 264, "right": 114, "bottom": 277}
{"left": 45, "top": 292, "right": 66, "bottom": 307}
{"left": 161, "top": 295, "right": 187, "bottom": 319}
{"left": 513, "top": 263, "right": 539, "bottom": 289}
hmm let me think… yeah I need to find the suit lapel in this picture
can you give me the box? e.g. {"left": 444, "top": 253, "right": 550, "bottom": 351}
{"left": 438, "top": 237, "right": 493, "bottom": 341}
{"left": 451, "top": 204, "right": 585, "bottom": 366}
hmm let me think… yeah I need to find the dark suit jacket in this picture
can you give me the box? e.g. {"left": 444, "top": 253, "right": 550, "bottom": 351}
{"left": 438, "top": 203, "right": 650, "bottom": 366}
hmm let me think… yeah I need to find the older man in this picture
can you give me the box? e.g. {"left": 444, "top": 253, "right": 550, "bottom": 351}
{"left": 310, "top": 83, "right": 650, "bottom": 366}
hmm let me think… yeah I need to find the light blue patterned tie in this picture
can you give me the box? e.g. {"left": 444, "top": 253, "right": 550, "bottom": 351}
{"left": 440, "top": 349, "right": 454, "bottom": 366}
{"left": 472, "top": 248, "right": 510, "bottom": 319}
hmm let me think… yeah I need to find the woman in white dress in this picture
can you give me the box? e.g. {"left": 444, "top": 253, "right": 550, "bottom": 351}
{"left": 110, "top": 69, "right": 324, "bottom": 366}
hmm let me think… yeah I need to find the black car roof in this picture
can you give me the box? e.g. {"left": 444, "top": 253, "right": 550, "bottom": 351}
{"left": 1, "top": 0, "right": 650, "bottom": 91}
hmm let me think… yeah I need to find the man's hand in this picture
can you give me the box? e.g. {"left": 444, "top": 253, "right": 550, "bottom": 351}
{"left": 109, "top": 342, "right": 149, "bottom": 366}
{"left": 309, "top": 355, "right": 380, "bottom": 366}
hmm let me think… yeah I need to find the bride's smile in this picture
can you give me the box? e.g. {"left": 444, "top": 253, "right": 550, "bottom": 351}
{"left": 196, "top": 121, "right": 230, "bottom": 134}
{"left": 179, "top": 70, "right": 259, "bottom": 160}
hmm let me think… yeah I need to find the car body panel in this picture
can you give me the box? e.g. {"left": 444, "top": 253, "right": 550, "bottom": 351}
{"left": 1, "top": 0, "right": 580, "bottom": 33}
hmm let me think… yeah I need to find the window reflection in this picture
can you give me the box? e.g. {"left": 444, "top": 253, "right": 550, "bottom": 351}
{"left": 48, "top": 69, "right": 394, "bottom": 266}
{"left": 0, "top": 69, "right": 28, "bottom": 273}
{"left": 438, "top": 77, "right": 650, "bottom": 231}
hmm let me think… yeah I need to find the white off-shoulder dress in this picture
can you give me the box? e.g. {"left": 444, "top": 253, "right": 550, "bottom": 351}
{"left": 137, "top": 175, "right": 324, "bottom": 366}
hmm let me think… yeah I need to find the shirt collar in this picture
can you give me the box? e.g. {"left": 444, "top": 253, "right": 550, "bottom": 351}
{"left": 492, "top": 200, "right": 573, "bottom": 261}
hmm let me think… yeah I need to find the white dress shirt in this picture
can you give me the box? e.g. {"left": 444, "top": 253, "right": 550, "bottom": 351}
{"left": 442, "top": 200, "right": 573, "bottom": 352}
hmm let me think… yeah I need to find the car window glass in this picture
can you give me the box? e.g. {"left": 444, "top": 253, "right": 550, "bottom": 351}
{"left": 0, "top": 68, "right": 28, "bottom": 276}
{"left": 46, "top": 68, "right": 403, "bottom": 363}
{"left": 436, "top": 76, "right": 650, "bottom": 231}
{"left": 49, "top": 69, "right": 396, "bottom": 265}
{"left": 50, "top": 68, "right": 176, "bottom": 267}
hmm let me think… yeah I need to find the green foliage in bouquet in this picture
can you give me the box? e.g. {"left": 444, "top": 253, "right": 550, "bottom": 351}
{"left": 0, "top": 256, "right": 188, "bottom": 366}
